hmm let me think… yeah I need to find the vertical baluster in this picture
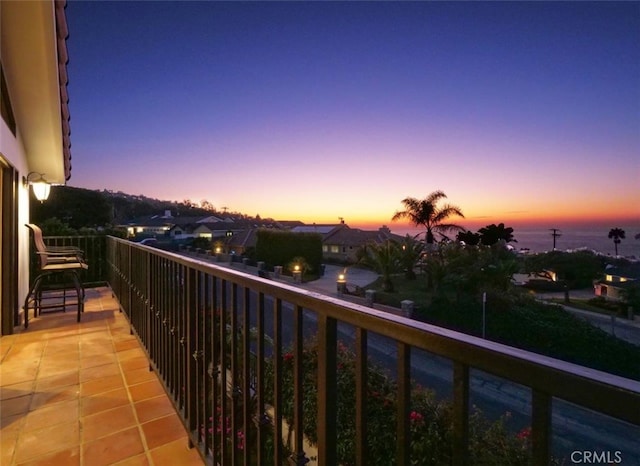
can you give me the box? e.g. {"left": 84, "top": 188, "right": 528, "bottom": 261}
{"left": 291, "top": 305, "right": 308, "bottom": 465}
{"left": 397, "top": 343, "right": 410, "bottom": 466}
{"left": 211, "top": 276, "right": 220, "bottom": 463}
{"left": 186, "top": 267, "right": 198, "bottom": 443}
{"left": 452, "top": 362, "right": 469, "bottom": 465}
{"left": 255, "top": 292, "right": 267, "bottom": 465}
{"left": 532, "top": 390, "right": 551, "bottom": 466}
{"left": 176, "top": 263, "right": 184, "bottom": 409}
{"left": 196, "top": 270, "right": 205, "bottom": 449}
{"left": 317, "top": 314, "right": 337, "bottom": 466}
{"left": 242, "top": 287, "right": 251, "bottom": 466}
{"left": 220, "top": 279, "right": 228, "bottom": 465}
{"left": 165, "top": 261, "right": 173, "bottom": 394}
{"left": 145, "top": 252, "right": 152, "bottom": 369}
{"left": 203, "top": 274, "right": 213, "bottom": 458}
{"left": 355, "top": 328, "right": 368, "bottom": 466}
{"left": 177, "top": 262, "right": 185, "bottom": 408}
{"left": 273, "top": 298, "right": 283, "bottom": 466}
{"left": 231, "top": 283, "right": 239, "bottom": 463}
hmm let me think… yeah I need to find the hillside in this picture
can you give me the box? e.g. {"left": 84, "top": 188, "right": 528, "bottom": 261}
{"left": 30, "top": 186, "right": 232, "bottom": 229}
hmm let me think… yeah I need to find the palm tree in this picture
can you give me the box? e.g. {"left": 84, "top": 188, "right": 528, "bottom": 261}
{"left": 391, "top": 191, "right": 465, "bottom": 244}
{"left": 608, "top": 228, "right": 625, "bottom": 256}
{"left": 357, "top": 240, "right": 401, "bottom": 292}
{"left": 398, "top": 235, "right": 424, "bottom": 280}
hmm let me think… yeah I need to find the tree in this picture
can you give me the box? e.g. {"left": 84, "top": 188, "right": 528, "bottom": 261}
{"left": 523, "top": 250, "right": 604, "bottom": 289}
{"left": 398, "top": 235, "right": 424, "bottom": 280}
{"left": 619, "top": 282, "right": 640, "bottom": 318}
{"left": 478, "top": 223, "right": 517, "bottom": 246}
{"left": 456, "top": 230, "right": 481, "bottom": 246}
{"left": 608, "top": 228, "right": 625, "bottom": 256}
{"left": 357, "top": 240, "right": 401, "bottom": 292}
{"left": 39, "top": 217, "right": 77, "bottom": 236}
{"left": 391, "top": 191, "right": 465, "bottom": 244}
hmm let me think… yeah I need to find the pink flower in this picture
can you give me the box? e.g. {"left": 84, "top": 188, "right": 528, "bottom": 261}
{"left": 410, "top": 411, "right": 424, "bottom": 423}
{"left": 517, "top": 427, "right": 531, "bottom": 440}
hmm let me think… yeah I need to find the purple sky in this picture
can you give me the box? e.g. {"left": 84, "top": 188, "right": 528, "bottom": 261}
{"left": 65, "top": 1, "right": 639, "bottom": 229}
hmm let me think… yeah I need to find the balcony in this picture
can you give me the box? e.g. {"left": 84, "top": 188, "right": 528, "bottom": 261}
{"left": 4, "top": 235, "right": 640, "bottom": 465}
{"left": 0, "top": 287, "right": 204, "bottom": 466}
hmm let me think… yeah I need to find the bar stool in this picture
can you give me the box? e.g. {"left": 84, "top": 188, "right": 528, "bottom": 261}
{"left": 23, "top": 224, "right": 88, "bottom": 328}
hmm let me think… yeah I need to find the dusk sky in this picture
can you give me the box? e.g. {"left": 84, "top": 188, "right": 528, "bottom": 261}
{"left": 65, "top": 1, "right": 639, "bottom": 230}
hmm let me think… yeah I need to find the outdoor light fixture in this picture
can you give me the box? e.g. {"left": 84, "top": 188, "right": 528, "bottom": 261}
{"left": 337, "top": 272, "right": 347, "bottom": 294}
{"left": 294, "top": 264, "right": 300, "bottom": 272}
{"left": 23, "top": 172, "right": 51, "bottom": 202}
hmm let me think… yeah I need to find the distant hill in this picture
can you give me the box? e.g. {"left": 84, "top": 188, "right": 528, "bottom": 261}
{"left": 30, "top": 186, "right": 230, "bottom": 229}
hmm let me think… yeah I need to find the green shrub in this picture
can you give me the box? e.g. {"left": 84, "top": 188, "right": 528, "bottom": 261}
{"left": 587, "top": 296, "right": 623, "bottom": 313}
{"left": 256, "top": 230, "right": 322, "bottom": 273}
{"left": 264, "top": 338, "right": 536, "bottom": 465}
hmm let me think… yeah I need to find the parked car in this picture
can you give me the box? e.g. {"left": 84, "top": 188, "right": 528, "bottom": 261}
{"left": 138, "top": 237, "right": 158, "bottom": 246}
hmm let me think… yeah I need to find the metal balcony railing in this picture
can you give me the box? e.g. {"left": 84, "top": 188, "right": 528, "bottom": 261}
{"left": 105, "top": 236, "right": 640, "bottom": 466}
{"left": 38, "top": 235, "right": 108, "bottom": 286}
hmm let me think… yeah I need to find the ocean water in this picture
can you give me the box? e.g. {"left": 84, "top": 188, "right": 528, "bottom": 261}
{"left": 390, "top": 224, "right": 640, "bottom": 259}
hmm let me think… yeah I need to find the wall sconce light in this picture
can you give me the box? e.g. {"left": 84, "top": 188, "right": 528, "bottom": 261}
{"left": 22, "top": 172, "right": 51, "bottom": 202}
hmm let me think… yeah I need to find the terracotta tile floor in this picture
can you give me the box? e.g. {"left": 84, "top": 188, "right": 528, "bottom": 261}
{"left": 0, "top": 288, "right": 204, "bottom": 466}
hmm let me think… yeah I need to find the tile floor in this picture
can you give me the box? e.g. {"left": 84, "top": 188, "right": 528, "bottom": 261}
{"left": 0, "top": 287, "right": 204, "bottom": 466}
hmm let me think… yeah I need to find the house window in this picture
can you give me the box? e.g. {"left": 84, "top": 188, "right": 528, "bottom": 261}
{"left": 330, "top": 245, "right": 339, "bottom": 253}
{"left": 322, "top": 245, "right": 328, "bottom": 252}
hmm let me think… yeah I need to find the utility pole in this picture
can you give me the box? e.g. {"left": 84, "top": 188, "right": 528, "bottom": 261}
{"left": 550, "top": 228, "right": 562, "bottom": 250}
{"left": 482, "top": 292, "right": 486, "bottom": 339}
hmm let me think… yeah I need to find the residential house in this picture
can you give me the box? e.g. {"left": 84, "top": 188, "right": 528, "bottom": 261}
{"left": 1, "top": 0, "right": 71, "bottom": 333}
{"left": 275, "top": 220, "right": 305, "bottom": 229}
{"left": 290, "top": 223, "right": 344, "bottom": 236}
{"left": 120, "top": 210, "right": 174, "bottom": 238}
{"left": 594, "top": 263, "right": 640, "bottom": 301}
{"left": 322, "top": 224, "right": 404, "bottom": 262}
{"left": 222, "top": 229, "right": 258, "bottom": 255}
